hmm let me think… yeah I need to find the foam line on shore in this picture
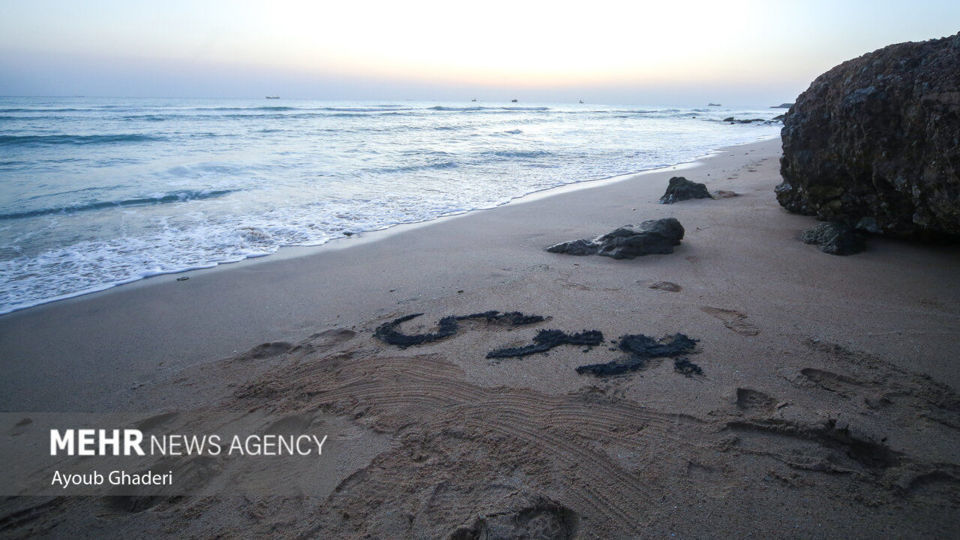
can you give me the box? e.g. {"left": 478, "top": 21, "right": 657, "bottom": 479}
{"left": 0, "top": 136, "right": 775, "bottom": 316}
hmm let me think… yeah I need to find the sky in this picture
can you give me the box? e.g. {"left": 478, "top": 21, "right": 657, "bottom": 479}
{"left": 0, "top": 0, "right": 957, "bottom": 106}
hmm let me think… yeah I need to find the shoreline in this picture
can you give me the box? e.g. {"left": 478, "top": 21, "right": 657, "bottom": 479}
{"left": 3, "top": 134, "right": 959, "bottom": 410}
{"left": 0, "top": 135, "right": 775, "bottom": 317}
{"left": 0, "top": 137, "right": 778, "bottom": 411}
{"left": 2, "top": 135, "right": 959, "bottom": 536}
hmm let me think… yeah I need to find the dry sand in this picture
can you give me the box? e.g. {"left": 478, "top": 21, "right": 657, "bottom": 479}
{"left": 1, "top": 138, "right": 959, "bottom": 537}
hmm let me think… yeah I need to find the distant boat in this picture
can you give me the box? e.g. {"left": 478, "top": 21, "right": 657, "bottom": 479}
{"left": 511, "top": 99, "right": 518, "bottom": 103}
{"left": 579, "top": 99, "right": 584, "bottom": 104}
{"left": 265, "top": 96, "right": 280, "bottom": 99}
{"left": 471, "top": 98, "right": 478, "bottom": 102}
{"left": 708, "top": 102, "right": 721, "bottom": 107}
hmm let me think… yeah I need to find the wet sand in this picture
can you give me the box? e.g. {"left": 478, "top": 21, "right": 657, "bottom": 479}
{"left": 2, "top": 138, "right": 959, "bottom": 537}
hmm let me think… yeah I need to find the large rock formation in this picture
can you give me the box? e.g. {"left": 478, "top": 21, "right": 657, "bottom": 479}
{"left": 777, "top": 32, "right": 960, "bottom": 239}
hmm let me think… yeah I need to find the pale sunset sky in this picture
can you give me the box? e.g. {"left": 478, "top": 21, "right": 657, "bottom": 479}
{"left": 0, "top": 0, "right": 957, "bottom": 106}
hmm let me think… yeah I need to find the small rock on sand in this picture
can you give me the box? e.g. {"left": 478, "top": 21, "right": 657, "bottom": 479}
{"left": 546, "top": 218, "right": 685, "bottom": 260}
{"left": 659, "top": 177, "right": 711, "bottom": 204}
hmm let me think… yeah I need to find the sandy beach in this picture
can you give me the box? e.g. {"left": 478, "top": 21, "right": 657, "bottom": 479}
{"left": 2, "top": 138, "right": 959, "bottom": 537}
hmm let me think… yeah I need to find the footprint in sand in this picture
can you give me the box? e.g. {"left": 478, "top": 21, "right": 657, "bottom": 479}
{"left": 648, "top": 281, "right": 682, "bottom": 293}
{"left": 799, "top": 367, "right": 871, "bottom": 398}
{"left": 735, "top": 388, "right": 777, "bottom": 415}
{"left": 701, "top": 306, "right": 760, "bottom": 336}
{"left": 236, "top": 341, "right": 294, "bottom": 361}
{"left": 452, "top": 498, "right": 579, "bottom": 540}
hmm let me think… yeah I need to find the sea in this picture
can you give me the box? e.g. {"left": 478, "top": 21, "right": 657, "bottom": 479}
{"left": 0, "top": 97, "right": 782, "bottom": 314}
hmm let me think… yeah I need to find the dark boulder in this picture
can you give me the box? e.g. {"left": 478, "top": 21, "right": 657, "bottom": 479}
{"left": 546, "top": 218, "right": 685, "bottom": 260}
{"left": 801, "top": 222, "right": 866, "bottom": 255}
{"left": 659, "top": 177, "right": 711, "bottom": 204}
{"left": 777, "top": 32, "right": 960, "bottom": 239}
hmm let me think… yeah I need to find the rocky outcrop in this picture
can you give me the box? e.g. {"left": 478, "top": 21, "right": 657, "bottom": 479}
{"left": 546, "top": 218, "right": 684, "bottom": 259}
{"left": 777, "top": 32, "right": 960, "bottom": 239}
{"left": 659, "top": 177, "right": 710, "bottom": 204}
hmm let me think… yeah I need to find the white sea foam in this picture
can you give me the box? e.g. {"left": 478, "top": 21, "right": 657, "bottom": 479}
{"left": 0, "top": 97, "right": 782, "bottom": 313}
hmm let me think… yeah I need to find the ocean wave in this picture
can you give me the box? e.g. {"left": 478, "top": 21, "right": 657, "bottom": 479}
{"left": 0, "top": 189, "right": 237, "bottom": 220}
{"left": 373, "top": 161, "right": 459, "bottom": 174}
{"left": 0, "top": 106, "right": 142, "bottom": 114}
{"left": 0, "top": 134, "right": 166, "bottom": 146}
{"left": 0, "top": 107, "right": 87, "bottom": 113}
{"left": 194, "top": 106, "right": 300, "bottom": 112}
{"left": 486, "top": 149, "right": 553, "bottom": 158}
{"left": 326, "top": 111, "right": 409, "bottom": 118}
{"left": 207, "top": 111, "right": 415, "bottom": 120}
{"left": 189, "top": 105, "right": 414, "bottom": 113}
{"left": 427, "top": 106, "right": 550, "bottom": 112}
{"left": 428, "top": 106, "right": 482, "bottom": 111}
{"left": 121, "top": 114, "right": 168, "bottom": 121}
{"left": 319, "top": 106, "right": 412, "bottom": 112}
{"left": 215, "top": 112, "right": 318, "bottom": 119}
{"left": 0, "top": 113, "right": 107, "bottom": 121}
